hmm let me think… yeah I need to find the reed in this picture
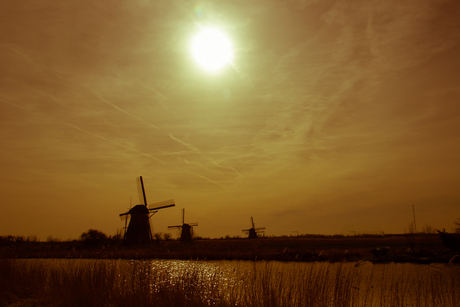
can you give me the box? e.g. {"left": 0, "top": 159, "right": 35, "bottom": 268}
{"left": 0, "top": 259, "right": 458, "bottom": 307}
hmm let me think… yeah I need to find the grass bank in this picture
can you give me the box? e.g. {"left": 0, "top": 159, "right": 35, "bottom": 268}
{"left": 1, "top": 234, "right": 453, "bottom": 264}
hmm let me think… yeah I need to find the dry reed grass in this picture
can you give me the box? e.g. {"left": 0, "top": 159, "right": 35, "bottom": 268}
{"left": 0, "top": 258, "right": 458, "bottom": 307}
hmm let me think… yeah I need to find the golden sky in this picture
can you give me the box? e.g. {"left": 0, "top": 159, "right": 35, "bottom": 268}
{"left": 1, "top": 0, "right": 460, "bottom": 240}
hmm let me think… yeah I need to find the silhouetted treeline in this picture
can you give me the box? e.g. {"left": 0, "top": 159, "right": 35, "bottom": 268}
{"left": 0, "top": 231, "right": 443, "bottom": 246}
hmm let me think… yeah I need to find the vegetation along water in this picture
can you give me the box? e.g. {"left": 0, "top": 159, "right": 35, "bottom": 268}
{"left": 0, "top": 258, "right": 459, "bottom": 307}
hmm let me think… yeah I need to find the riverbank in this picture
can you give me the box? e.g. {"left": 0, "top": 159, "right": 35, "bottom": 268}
{"left": 1, "top": 234, "right": 457, "bottom": 264}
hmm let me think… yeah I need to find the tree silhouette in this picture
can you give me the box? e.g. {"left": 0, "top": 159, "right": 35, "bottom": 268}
{"left": 454, "top": 218, "right": 460, "bottom": 234}
{"left": 80, "top": 229, "right": 108, "bottom": 247}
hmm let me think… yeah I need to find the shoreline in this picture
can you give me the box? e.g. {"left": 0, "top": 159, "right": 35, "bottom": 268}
{"left": 1, "top": 234, "right": 458, "bottom": 264}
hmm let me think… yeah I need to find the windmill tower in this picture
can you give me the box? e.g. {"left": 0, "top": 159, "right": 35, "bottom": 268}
{"left": 168, "top": 208, "right": 198, "bottom": 241}
{"left": 119, "top": 176, "right": 175, "bottom": 245}
{"left": 242, "top": 217, "right": 265, "bottom": 239}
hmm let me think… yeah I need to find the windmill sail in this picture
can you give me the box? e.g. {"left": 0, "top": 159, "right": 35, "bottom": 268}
{"left": 149, "top": 199, "right": 175, "bottom": 211}
{"left": 138, "top": 176, "right": 148, "bottom": 206}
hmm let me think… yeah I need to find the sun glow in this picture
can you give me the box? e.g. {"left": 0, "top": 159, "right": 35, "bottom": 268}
{"left": 191, "top": 28, "right": 233, "bottom": 72}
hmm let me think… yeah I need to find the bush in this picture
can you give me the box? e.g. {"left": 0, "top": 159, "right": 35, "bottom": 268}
{"left": 80, "top": 229, "right": 108, "bottom": 248}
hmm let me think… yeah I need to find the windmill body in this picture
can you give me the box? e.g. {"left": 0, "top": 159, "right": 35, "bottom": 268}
{"left": 247, "top": 228, "right": 258, "bottom": 239}
{"left": 168, "top": 208, "right": 198, "bottom": 241}
{"left": 119, "top": 176, "right": 175, "bottom": 245}
{"left": 123, "top": 205, "right": 151, "bottom": 244}
{"left": 180, "top": 224, "right": 193, "bottom": 241}
{"left": 242, "top": 217, "right": 265, "bottom": 239}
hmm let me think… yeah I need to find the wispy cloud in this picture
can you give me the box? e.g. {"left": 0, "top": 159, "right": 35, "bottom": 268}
{"left": 1, "top": 0, "right": 460, "bottom": 238}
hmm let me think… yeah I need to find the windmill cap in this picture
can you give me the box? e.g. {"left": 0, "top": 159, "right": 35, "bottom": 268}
{"left": 128, "top": 205, "right": 150, "bottom": 215}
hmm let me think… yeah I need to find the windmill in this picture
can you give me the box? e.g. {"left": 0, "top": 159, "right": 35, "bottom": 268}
{"left": 168, "top": 208, "right": 198, "bottom": 241}
{"left": 119, "top": 176, "right": 175, "bottom": 245}
{"left": 242, "top": 217, "right": 265, "bottom": 239}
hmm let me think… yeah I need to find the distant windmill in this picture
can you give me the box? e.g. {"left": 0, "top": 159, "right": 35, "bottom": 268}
{"left": 119, "top": 176, "right": 175, "bottom": 245}
{"left": 168, "top": 208, "right": 198, "bottom": 241}
{"left": 242, "top": 217, "right": 265, "bottom": 239}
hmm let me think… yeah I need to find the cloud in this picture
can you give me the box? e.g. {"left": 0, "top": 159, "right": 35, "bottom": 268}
{"left": 1, "top": 0, "right": 460, "bottom": 238}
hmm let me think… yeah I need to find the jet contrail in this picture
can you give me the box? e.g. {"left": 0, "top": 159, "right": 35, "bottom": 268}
{"left": 0, "top": 97, "right": 224, "bottom": 188}
{"left": 167, "top": 133, "right": 201, "bottom": 153}
{"left": 85, "top": 85, "right": 159, "bottom": 130}
{"left": 0, "top": 97, "right": 166, "bottom": 164}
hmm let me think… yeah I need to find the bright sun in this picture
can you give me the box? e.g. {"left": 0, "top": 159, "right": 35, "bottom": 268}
{"left": 191, "top": 28, "right": 233, "bottom": 72}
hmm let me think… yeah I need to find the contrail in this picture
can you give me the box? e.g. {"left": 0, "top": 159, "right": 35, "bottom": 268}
{"left": 0, "top": 97, "right": 224, "bottom": 187}
{"left": 0, "top": 97, "right": 166, "bottom": 164}
{"left": 209, "top": 157, "right": 241, "bottom": 176}
{"left": 55, "top": 121, "right": 167, "bottom": 165}
{"left": 87, "top": 86, "right": 202, "bottom": 154}
{"left": 167, "top": 133, "right": 201, "bottom": 153}
{"left": 87, "top": 85, "right": 206, "bottom": 154}
{"left": 85, "top": 86, "right": 222, "bottom": 180}
{"left": 5, "top": 45, "right": 36, "bottom": 64}
{"left": 5, "top": 78, "right": 72, "bottom": 109}
{"left": 85, "top": 85, "right": 159, "bottom": 130}
{"left": 4, "top": 45, "right": 65, "bottom": 80}
{"left": 2, "top": 47, "right": 222, "bottom": 186}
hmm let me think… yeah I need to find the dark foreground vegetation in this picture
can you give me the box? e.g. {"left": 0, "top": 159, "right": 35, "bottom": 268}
{"left": 1, "top": 258, "right": 459, "bottom": 307}
{"left": 1, "top": 233, "right": 459, "bottom": 264}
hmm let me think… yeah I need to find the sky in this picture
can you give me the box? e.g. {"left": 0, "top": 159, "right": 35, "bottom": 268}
{"left": 1, "top": 0, "right": 460, "bottom": 240}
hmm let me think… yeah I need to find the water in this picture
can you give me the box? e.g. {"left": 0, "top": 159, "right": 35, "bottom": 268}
{"left": 127, "top": 259, "right": 460, "bottom": 306}
{"left": 154, "top": 260, "right": 460, "bottom": 306}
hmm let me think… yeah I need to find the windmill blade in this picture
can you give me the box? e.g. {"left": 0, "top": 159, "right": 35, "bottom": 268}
{"left": 140, "top": 176, "right": 148, "bottom": 207}
{"left": 242, "top": 228, "right": 251, "bottom": 232}
{"left": 123, "top": 215, "right": 128, "bottom": 238}
{"left": 120, "top": 210, "right": 131, "bottom": 224}
{"left": 150, "top": 204, "right": 175, "bottom": 211}
{"left": 149, "top": 199, "right": 176, "bottom": 210}
{"left": 168, "top": 225, "right": 182, "bottom": 229}
{"left": 137, "top": 176, "right": 148, "bottom": 207}
{"left": 137, "top": 177, "right": 143, "bottom": 205}
{"left": 149, "top": 218, "right": 154, "bottom": 238}
{"left": 148, "top": 199, "right": 175, "bottom": 210}
{"left": 251, "top": 217, "right": 255, "bottom": 228}
{"left": 255, "top": 227, "right": 265, "bottom": 230}
{"left": 189, "top": 223, "right": 198, "bottom": 227}
{"left": 182, "top": 208, "right": 185, "bottom": 224}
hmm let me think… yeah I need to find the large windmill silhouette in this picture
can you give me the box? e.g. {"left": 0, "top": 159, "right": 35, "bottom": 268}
{"left": 242, "top": 217, "right": 265, "bottom": 239}
{"left": 119, "top": 176, "right": 175, "bottom": 245}
{"left": 168, "top": 208, "right": 198, "bottom": 241}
